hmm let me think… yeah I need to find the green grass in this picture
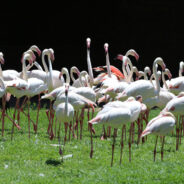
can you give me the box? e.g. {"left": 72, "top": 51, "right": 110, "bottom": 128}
{"left": 0, "top": 107, "right": 184, "bottom": 184}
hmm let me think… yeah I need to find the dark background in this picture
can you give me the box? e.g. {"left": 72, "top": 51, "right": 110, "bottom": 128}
{"left": 1, "top": 1, "right": 184, "bottom": 78}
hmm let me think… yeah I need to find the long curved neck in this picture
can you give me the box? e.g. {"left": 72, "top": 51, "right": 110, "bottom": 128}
{"left": 62, "top": 68, "right": 70, "bottom": 84}
{"left": 152, "top": 60, "right": 160, "bottom": 96}
{"left": 87, "top": 48, "right": 94, "bottom": 86}
{"left": 42, "top": 53, "right": 49, "bottom": 73}
{"left": 162, "top": 71, "right": 169, "bottom": 89}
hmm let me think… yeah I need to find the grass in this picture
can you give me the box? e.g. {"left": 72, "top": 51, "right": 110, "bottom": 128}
{"left": 0, "top": 107, "right": 184, "bottom": 184}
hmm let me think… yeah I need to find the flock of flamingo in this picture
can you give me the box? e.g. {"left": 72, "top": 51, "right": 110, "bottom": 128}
{"left": 0, "top": 38, "right": 184, "bottom": 166}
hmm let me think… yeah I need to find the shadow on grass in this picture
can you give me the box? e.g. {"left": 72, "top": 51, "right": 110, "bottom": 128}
{"left": 45, "top": 159, "right": 62, "bottom": 166}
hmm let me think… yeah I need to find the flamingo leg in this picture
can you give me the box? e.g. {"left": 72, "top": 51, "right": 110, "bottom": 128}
{"left": 154, "top": 136, "right": 158, "bottom": 162}
{"left": 47, "top": 100, "right": 52, "bottom": 134}
{"left": 68, "top": 121, "right": 72, "bottom": 141}
{"left": 111, "top": 128, "right": 117, "bottom": 167}
{"left": 49, "top": 110, "right": 55, "bottom": 140}
{"left": 11, "top": 98, "right": 20, "bottom": 141}
{"left": 35, "top": 94, "right": 41, "bottom": 133}
{"left": 101, "top": 125, "right": 107, "bottom": 140}
{"left": 120, "top": 125, "right": 125, "bottom": 165}
{"left": 17, "top": 96, "right": 28, "bottom": 126}
{"left": 64, "top": 122, "right": 68, "bottom": 144}
{"left": 80, "top": 108, "right": 85, "bottom": 140}
{"left": 107, "top": 126, "right": 111, "bottom": 137}
{"left": 89, "top": 123, "right": 94, "bottom": 159}
{"left": 161, "top": 136, "right": 165, "bottom": 161}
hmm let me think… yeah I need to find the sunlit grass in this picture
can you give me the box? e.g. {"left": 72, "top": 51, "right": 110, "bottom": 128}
{"left": 0, "top": 107, "right": 184, "bottom": 184}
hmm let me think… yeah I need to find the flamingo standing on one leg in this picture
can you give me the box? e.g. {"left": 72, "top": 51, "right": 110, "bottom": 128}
{"left": 54, "top": 84, "right": 74, "bottom": 158}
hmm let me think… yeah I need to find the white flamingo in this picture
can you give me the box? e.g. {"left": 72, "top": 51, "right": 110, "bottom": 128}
{"left": 54, "top": 84, "right": 74, "bottom": 157}
{"left": 89, "top": 96, "right": 146, "bottom": 166}
{"left": 141, "top": 112, "right": 176, "bottom": 161}
{"left": 117, "top": 57, "right": 166, "bottom": 101}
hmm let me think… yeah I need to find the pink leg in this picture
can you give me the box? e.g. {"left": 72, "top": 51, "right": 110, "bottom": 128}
{"left": 11, "top": 98, "right": 20, "bottom": 141}
{"left": 111, "top": 128, "right": 117, "bottom": 167}
{"left": 35, "top": 94, "right": 41, "bottom": 133}
{"left": 120, "top": 125, "right": 125, "bottom": 165}
{"left": 64, "top": 122, "right": 68, "bottom": 144}
{"left": 89, "top": 123, "right": 94, "bottom": 159}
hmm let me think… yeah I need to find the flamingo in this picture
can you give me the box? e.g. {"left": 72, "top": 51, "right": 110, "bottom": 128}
{"left": 163, "top": 62, "right": 184, "bottom": 95}
{"left": 141, "top": 112, "right": 176, "bottom": 161}
{"left": 89, "top": 96, "right": 146, "bottom": 166}
{"left": 54, "top": 84, "right": 74, "bottom": 157}
{"left": 7, "top": 52, "right": 47, "bottom": 138}
{"left": 161, "top": 92, "right": 184, "bottom": 150}
{"left": 137, "top": 66, "right": 151, "bottom": 80}
{"left": 116, "top": 57, "right": 166, "bottom": 101}
{"left": 41, "top": 85, "right": 96, "bottom": 139}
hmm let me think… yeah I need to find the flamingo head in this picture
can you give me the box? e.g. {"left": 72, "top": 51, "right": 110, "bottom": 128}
{"left": 29, "top": 45, "right": 41, "bottom": 56}
{"left": 74, "top": 67, "right": 80, "bottom": 76}
{"left": 86, "top": 38, "right": 91, "bottom": 49}
{"left": 49, "top": 48, "right": 55, "bottom": 62}
{"left": 126, "top": 49, "right": 139, "bottom": 61}
{"left": 156, "top": 57, "right": 166, "bottom": 70}
{"left": 165, "top": 68, "right": 172, "bottom": 79}
{"left": 116, "top": 54, "right": 123, "bottom": 61}
{"left": 144, "top": 66, "right": 151, "bottom": 76}
{"left": 0, "top": 52, "right": 5, "bottom": 64}
{"left": 104, "top": 43, "right": 109, "bottom": 54}
{"left": 21, "top": 53, "right": 34, "bottom": 65}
